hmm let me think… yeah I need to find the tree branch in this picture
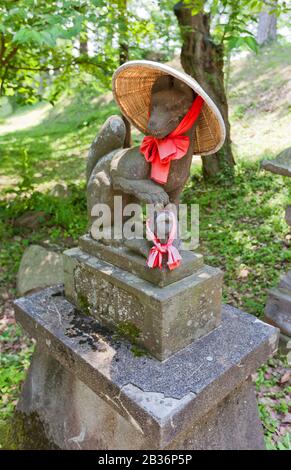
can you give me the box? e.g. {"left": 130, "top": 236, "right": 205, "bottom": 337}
{"left": 0, "top": 66, "right": 8, "bottom": 96}
{"left": 3, "top": 45, "right": 19, "bottom": 65}
{"left": 0, "top": 33, "right": 5, "bottom": 62}
{"left": 9, "top": 65, "right": 61, "bottom": 72}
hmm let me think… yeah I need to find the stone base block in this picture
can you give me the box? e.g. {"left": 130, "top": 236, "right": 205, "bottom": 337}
{"left": 63, "top": 247, "right": 223, "bottom": 360}
{"left": 13, "top": 287, "right": 279, "bottom": 450}
{"left": 15, "top": 348, "right": 264, "bottom": 450}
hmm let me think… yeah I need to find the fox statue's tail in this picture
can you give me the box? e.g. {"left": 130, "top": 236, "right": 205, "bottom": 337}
{"left": 86, "top": 115, "right": 126, "bottom": 182}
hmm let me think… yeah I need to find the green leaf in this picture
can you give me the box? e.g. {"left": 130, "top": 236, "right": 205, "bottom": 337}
{"left": 244, "top": 36, "right": 258, "bottom": 53}
{"left": 13, "top": 28, "right": 43, "bottom": 45}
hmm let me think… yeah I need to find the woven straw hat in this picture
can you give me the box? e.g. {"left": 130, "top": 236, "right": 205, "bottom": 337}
{"left": 112, "top": 60, "right": 226, "bottom": 156}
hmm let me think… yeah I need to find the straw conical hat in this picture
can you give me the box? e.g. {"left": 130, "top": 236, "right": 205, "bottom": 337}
{"left": 112, "top": 60, "right": 226, "bottom": 156}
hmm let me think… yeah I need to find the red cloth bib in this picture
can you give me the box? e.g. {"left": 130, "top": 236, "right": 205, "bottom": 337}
{"left": 146, "top": 211, "right": 181, "bottom": 270}
{"left": 140, "top": 95, "right": 204, "bottom": 184}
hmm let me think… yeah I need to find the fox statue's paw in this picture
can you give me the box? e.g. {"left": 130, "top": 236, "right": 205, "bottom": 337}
{"left": 135, "top": 186, "right": 170, "bottom": 205}
{"left": 113, "top": 177, "right": 170, "bottom": 206}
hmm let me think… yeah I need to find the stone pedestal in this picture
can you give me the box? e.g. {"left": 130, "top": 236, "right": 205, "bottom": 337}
{"left": 78, "top": 234, "right": 204, "bottom": 287}
{"left": 13, "top": 286, "right": 279, "bottom": 450}
{"left": 63, "top": 242, "right": 223, "bottom": 361}
{"left": 264, "top": 271, "right": 291, "bottom": 351}
{"left": 261, "top": 153, "right": 291, "bottom": 350}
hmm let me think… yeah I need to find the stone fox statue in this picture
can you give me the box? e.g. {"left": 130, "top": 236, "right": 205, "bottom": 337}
{"left": 86, "top": 75, "right": 199, "bottom": 249}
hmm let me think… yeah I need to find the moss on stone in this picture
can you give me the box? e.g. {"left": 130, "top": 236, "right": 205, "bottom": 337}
{"left": 116, "top": 320, "right": 140, "bottom": 342}
{"left": 130, "top": 344, "right": 149, "bottom": 357}
{"left": 1, "top": 411, "right": 59, "bottom": 450}
{"left": 77, "top": 292, "right": 91, "bottom": 316}
{"left": 115, "top": 321, "right": 148, "bottom": 357}
{"left": 73, "top": 298, "right": 149, "bottom": 357}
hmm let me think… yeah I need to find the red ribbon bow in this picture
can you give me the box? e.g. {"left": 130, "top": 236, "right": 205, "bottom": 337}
{"left": 146, "top": 211, "right": 182, "bottom": 271}
{"left": 140, "top": 95, "right": 204, "bottom": 185}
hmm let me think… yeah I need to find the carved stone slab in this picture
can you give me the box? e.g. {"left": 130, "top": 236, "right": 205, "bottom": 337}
{"left": 63, "top": 247, "right": 223, "bottom": 361}
{"left": 79, "top": 234, "right": 204, "bottom": 287}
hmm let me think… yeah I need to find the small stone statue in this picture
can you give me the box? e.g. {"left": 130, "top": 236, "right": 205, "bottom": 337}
{"left": 86, "top": 61, "right": 225, "bottom": 260}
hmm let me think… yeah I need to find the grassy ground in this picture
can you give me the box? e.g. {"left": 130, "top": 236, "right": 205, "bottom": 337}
{"left": 229, "top": 41, "right": 291, "bottom": 162}
{"left": 0, "top": 91, "right": 117, "bottom": 193}
{"left": 0, "top": 42, "right": 291, "bottom": 449}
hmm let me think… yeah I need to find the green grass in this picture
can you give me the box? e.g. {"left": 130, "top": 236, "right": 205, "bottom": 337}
{"left": 229, "top": 41, "right": 291, "bottom": 161}
{"left": 184, "top": 162, "right": 291, "bottom": 317}
{"left": 254, "top": 355, "right": 291, "bottom": 450}
{"left": 0, "top": 90, "right": 118, "bottom": 192}
{"left": 0, "top": 41, "right": 291, "bottom": 449}
{"left": 0, "top": 325, "right": 34, "bottom": 420}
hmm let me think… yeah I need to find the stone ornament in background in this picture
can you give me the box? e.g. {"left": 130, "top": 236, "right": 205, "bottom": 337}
{"left": 261, "top": 147, "right": 291, "bottom": 352}
{"left": 261, "top": 147, "right": 291, "bottom": 177}
{"left": 17, "top": 244, "right": 64, "bottom": 296}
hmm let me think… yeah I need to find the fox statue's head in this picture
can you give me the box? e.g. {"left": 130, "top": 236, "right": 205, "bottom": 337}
{"left": 147, "top": 75, "right": 195, "bottom": 139}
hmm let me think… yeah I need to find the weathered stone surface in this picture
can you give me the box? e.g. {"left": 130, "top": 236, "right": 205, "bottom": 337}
{"left": 17, "top": 245, "right": 64, "bottom": 296}
{"left": 16, "top": 347, "right": 264, "bottom": 450}
{"left": 14, "top": 286, "right": 279, "bottom": 449}
{"left": 264, "top": 270, "right": 291, "bottom": 337}
{"left": 278, "top": 332, "right": 291, "bottom": 354}
{"left": 167, "top": 378, "right": 265, "bottom": 450}
{"left": 265, "top": 289, "right": 291, "bottom": 337}
{"left": 278, "top": 270, "right": 291, "bottom": 291}
{"left": 63, "top": 247, "right": 223, "bottom": 360}
{"left": 261, "top": 146, "right": 291, "bottom": 339}
{"left": 79, "top": 234, "right": 204, "bottom": 287}
{"left": 261, "top": 147, "right": 291, "bottom": 177}
{"left": 285, "top": 205, "right": 291, "bottom": 226}
{"left": 17, "top": 347, "right": 146, "bottom": 450}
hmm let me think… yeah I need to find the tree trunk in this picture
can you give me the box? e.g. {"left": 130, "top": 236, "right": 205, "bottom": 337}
{"left": 79, "top": 36, "right": 88, "bottom": 55}
{"left": 257, "top": 5, "right": 277, "bottom": 45}
{"left": 174, "top": 1, "right": 235, "bottom": 180}
{"left": 118, "top": 0, "right": 131, "bottom": 148}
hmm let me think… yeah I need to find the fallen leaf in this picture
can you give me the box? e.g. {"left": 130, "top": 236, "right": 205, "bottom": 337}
{"left": 280, "top": 371, "right": 291, "bottom": 384}
{"left": 238, "top": 268, "right": 250, "bottom": 279}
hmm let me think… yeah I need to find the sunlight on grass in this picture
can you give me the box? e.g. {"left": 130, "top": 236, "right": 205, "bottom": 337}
{"left": 0, "top": 92, "right": 118, "bottom": 193}
{"left": 230, "top": 42, "right": 291, "bottom": 162}
{"left": 0, "top": 103, "right": 52, "bottom": 136}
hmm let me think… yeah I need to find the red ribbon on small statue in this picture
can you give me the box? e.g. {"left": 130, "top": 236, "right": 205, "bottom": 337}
{"left": 146, "top": 211, "right": 181, "bottom": 271}
{"left": 140, "top": 95, "right": 204, "bottom": 185}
